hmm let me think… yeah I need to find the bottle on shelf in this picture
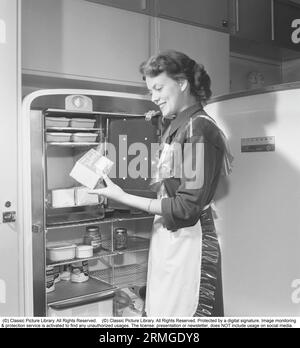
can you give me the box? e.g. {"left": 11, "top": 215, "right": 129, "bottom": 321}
{"left": 84, "top": 225, "right": 102, "bottom": 253}
{"left": 113, "top": 228, "right": 128, "bottom": 251}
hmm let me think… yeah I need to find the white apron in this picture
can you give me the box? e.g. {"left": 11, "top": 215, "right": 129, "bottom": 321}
{"left": 145, "top": 119, "right": 205, "bottom": 317}
{"left": 145, "top": 211, "right": 202, "bottom": 317}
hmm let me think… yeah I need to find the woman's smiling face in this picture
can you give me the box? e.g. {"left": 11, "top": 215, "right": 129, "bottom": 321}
{"left": 146, "top": 72, "right": 186, "bottom": 118}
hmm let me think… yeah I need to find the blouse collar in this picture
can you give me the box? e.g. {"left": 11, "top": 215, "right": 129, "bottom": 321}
{"left": 168, "top": 103, "right": 204, "bottom": 138}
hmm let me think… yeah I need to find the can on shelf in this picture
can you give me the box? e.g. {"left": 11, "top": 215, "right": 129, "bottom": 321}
{"left": 114, "top": 227, "right": 128, "bottom": 250}
{"left": 84, "top": 225, "right": 102, "bottom": 253}
{"left": 46, "top": 265, "right": 55, "bottom": 293}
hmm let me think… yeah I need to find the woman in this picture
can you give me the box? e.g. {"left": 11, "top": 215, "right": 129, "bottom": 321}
{"left": 90, "top": 50, "right": 233, "bottom": 317}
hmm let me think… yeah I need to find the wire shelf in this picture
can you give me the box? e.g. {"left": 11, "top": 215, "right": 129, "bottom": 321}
{"left": 90, "top": 263, "right": 147, "bottom": 288}
{"left": 101, "top": 235, "right": 150, "bottom": 253}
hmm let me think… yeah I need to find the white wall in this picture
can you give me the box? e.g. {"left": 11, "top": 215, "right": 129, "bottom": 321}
{"left": 0, "top": 0, "right": 22, "bottom": 316}
{"left": 230, "top": 53, "right": 282, "bottom": 93}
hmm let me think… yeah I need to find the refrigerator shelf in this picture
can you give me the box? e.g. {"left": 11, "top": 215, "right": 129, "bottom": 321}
{"left": 46, "top": 142, "right": 99, "bottom": 147}
{"left": 101, "top": 236, "right": 150, "bottom": 254}
{"left": 47, "top": 277, "right": 115, "bottom": 306}
{"left": 45, "top": 108, "right": 145, "bottom": 118}
{"left": 46, "top": 236, "right": 150, "bottom": 267}
{"left": 46, "top": 248, "right": 114, "bottom": 268}
{"left": 90, "top": 263, "right": 148, "bottom": 289}
{"left": 46, "top": 211, "right": 153, "bottom": 230}
{"left": 46, "top": 127, "right": 102, "bottom": 132}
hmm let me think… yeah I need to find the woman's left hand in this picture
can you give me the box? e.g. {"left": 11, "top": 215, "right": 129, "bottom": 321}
{"left": 88, "top": 175, "right": 125, "bottom": 202}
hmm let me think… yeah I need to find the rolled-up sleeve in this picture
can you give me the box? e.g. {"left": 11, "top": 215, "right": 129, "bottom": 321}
{"left": 161, "top": 135, "right": 221, "bottom": 231}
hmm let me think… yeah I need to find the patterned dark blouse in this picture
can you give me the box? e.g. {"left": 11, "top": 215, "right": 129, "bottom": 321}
{"left": 159, "top": 103, "right": 226, "bottom": 232}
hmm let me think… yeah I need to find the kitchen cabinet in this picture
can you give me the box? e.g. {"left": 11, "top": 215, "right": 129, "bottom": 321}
{"left": 155, "top": 0, "right": 230, "bottom": 32}
{"left": 231, "top": 0, "right": 272, "bottom": 43}
{"left": 155, "top": 18, "right": 230, "bottom": 97}
{"left": 85, "top": 0, "right": 154, "bottom": 15}
{"left": 24, "top": 90, "right": 157, "bottom": 316}
{"left": 22, "top": 0, "right": 151, "bottom": 86}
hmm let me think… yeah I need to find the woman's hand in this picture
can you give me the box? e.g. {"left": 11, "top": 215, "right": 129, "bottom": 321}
{"left": 88, "top": 175, "right": 126, "bottom": 202}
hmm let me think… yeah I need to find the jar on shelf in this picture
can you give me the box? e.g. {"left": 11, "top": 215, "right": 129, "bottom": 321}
{"left": 114, "top": 227, "right": 128, "bottom": 251}
{"left": 84, "top": 225, "right": 102, "bottom": 253}
{"left": 70, "top": 261, "right": 89, "bottom": 283}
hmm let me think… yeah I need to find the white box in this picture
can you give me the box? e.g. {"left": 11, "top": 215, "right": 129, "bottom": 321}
{"left": 71, "top": 133, "right": 98, "bottom": 143}
{"left": 76, "top": 245, "right": 93, "bottom": 259}
{"left": 75, "top": 186, "right": 99, "bottom": 206}
{"left": 47, "top": 244, "right": 76, "bottom": 262}
{"left": 70, "top": 149, "right": 114, "bottom": 189}
{"left": 46, "top": 117, "right": 70, "bottom": 128}
{"left": 52, "top": 188, "right": 75, "bottom": 208}
{"left": 70, "top": 118, "right": 96, "bottom": 128}
{"left": 46, "top": 132, "right": 72, "bottom": 142}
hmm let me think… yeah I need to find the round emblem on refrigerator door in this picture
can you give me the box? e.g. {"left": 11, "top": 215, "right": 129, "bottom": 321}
{"left": 72, "top": 96, "right": 85, "bottom": 109}
{"left": 65, "top": 95, "right": 93, "bottom": 112}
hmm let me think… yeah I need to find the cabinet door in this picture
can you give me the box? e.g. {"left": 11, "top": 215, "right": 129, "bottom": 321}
{"left": 156, "top": 0, "right": 229, "bottom": 32}
{"left": 233, "top": 0, "right": 272, "bottom": 42}
{"left": 85, "top": 0, "right": 153, "bottom": 15}
{"left": 156, "top": 19, "right": 230, "bottom": 97}
{"left": 22, "top": 0, "right": 151, "bottom": 85}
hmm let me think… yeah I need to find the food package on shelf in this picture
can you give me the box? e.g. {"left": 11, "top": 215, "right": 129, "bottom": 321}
{"left": 71, "top": 133, "right": 98, "bottom": 143}
{"left": 45, "top": 117, "right": 70, "bottom": 128}
{"left": 52, "top": 188, "right": 75, "bottom": 208}
{"left": 70, "top": 118, "right": 96, "bottom": 128}
{"left": 70, "top": 149, "right": 114, "bottom": 189}
{"left": 46, "top": 132, "right": 72, "bottom": 142}
{"left": 75, "top": 186, "right": 100, "bottom": 206}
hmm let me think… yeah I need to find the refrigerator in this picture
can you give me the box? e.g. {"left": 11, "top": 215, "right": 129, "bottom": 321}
{"left": 205, "top": 83, "right": 300, "bottom": 317}
{"left": 20, "top": 89, "right": 156, "bottom": 316}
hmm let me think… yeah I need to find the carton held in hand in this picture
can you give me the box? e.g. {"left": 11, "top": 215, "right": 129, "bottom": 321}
{"left": 70, "top": 149, "right": 114, "bottom": 189}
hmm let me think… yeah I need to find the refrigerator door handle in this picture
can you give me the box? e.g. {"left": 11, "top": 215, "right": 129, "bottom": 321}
{"left": 48, "top": 290, "right": 116, "bottom": 311}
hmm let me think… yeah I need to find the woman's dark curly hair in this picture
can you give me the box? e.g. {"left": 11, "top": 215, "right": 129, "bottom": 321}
{"left": 140, "top": 50, "right": 212, "bottom": 104}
